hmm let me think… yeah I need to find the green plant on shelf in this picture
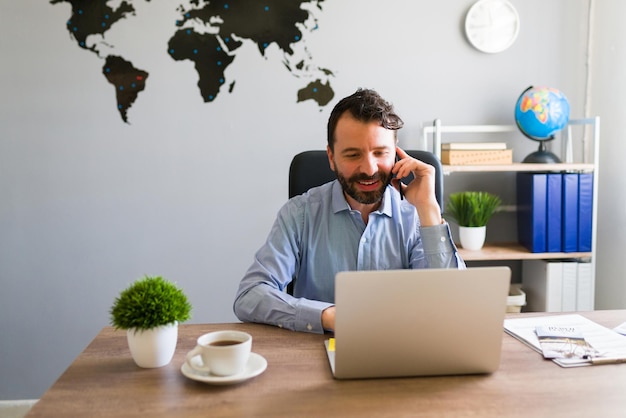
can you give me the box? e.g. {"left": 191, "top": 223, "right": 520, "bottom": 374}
{"left": 445, "top": 191, "right": 502, "bottom": 227}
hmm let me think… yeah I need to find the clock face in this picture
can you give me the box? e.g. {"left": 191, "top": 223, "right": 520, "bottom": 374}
{"left": 465, "top": 0, "right": 520, "bottom": 53}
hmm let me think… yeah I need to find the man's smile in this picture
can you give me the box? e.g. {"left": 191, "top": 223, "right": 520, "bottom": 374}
{"left": 356, "top": 179, "right": 380, "bottom": 191}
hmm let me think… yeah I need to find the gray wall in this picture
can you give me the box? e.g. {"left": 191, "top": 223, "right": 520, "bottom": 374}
{"left": 591, "top": 0, "right": 626, "bottom": 310}
{"left": 1, "top": 0, "right": 623, "bottom": 400}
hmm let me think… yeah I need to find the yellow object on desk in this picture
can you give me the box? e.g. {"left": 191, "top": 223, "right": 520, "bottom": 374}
{"left": 328, "top": 338, "right": 335, "bottom": 351}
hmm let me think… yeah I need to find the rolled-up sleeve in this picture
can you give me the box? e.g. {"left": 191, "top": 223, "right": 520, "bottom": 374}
{"left": 416, "top": 222, "right": 466, "bottom": 269}
{"left": 234, "top": 283, "right": 332, "bottom": 333}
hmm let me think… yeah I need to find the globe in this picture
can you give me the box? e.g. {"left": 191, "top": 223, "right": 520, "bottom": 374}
{"left": 514, "top": 86, "right": 570, "bottom": 163}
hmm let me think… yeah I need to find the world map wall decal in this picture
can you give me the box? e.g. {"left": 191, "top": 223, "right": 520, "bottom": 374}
{"left": 50, "top": 0, "right": 335, "bottom": 124}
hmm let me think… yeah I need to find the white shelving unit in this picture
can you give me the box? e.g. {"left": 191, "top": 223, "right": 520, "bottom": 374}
{"left": 421, "top": 117, "right": 600, "bottom": 307}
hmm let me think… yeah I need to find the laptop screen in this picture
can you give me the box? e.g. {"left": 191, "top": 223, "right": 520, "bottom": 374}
{"left": 327, "top": 267, "right": 511, "bottom": 379}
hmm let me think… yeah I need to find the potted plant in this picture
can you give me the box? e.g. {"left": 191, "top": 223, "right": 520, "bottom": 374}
{"left": 445, "top": 191, "right": 502, "bottom": 250}
{"left": 110, "top": 275, "right": 192, "bottom": 368}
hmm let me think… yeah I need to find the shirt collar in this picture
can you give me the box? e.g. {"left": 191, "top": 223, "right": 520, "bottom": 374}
{"left": 331, "top": 181, "right": 394, "bottom": 217}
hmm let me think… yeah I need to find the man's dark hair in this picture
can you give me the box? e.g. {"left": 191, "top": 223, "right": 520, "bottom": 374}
{"left": 326, "top": 88, "right": 404, "bottom": 150}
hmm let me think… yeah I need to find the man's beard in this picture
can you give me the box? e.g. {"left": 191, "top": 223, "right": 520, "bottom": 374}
{"left": 336, "top": 169, "right": 393, "bottom": 205}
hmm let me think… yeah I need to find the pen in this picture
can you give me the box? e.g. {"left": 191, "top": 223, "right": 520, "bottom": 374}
{"left": 585, "top": 356, "right": 626, "bottom": 365}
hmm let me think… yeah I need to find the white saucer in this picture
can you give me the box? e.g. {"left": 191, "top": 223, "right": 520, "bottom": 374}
{"left": 181, "top": 352, "right": 267, "bottom": 385}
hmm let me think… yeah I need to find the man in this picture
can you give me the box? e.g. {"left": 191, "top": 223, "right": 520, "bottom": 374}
{"left": 234, "top": 88, "right": 465, "bottom": 333}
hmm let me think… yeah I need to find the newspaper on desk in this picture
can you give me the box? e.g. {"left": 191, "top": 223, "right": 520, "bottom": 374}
{"left": 504, "top": 314, "right": 626, "bottom": 367}
{"left": 535, "top": 325, "right": 599, "bottom": 360}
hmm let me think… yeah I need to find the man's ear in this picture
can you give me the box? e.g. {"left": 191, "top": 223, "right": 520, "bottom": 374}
{"left": 326, "top": 145, "right": 336, "bottom": 172}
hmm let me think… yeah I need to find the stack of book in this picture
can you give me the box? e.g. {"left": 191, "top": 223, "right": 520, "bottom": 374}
{"left": 516, "top": 172, "right": 593, "bottom": 253}
{"left": 522, "top": 259, "right": 594, "bottom": 312}
{"left": 440, "top": 142, "right": 513, "bottom": 165}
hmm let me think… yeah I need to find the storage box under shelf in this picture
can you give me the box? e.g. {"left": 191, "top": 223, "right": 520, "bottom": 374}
{"left": 441, "top": 149, "right": 513, "bottom": 165}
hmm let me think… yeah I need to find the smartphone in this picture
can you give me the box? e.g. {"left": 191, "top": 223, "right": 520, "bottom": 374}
{"left": 394, "top": 154, "right": 404, "bottom": 200}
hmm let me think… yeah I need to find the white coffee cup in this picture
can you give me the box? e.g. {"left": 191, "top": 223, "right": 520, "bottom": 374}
{"left": 185, "top": 330, "right": 252, "bottom": 376}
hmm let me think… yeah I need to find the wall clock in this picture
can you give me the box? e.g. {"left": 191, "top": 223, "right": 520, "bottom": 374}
{"left": 465, "top": 0, "right": 520, "bottom": 53}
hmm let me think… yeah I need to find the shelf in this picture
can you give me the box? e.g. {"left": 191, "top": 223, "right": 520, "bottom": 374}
{"left": 424, "top": 118, "right": 599, "bottom": 312}
{"left": 443, "top": 163, "right": 594, "bottom": 175}
{"left": 457, "top": 242, "right": 592, "bottom": 261}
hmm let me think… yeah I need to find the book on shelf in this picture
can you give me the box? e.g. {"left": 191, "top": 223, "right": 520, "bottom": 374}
{"left": 561, "top": 261, "right": 578, "bottom": 312}
{"left": 576, "top": 262, "right": 594, "bottom": 311}
{"left": 522, "top": 259, "right": 562, "bottom": 312}
{"left": 441, "top": 142, "right": 507, "bottom": 150}
{"left": 522, "top": 259, "right": 594, "bottom": 312}
{"left": 546, "top": 173, "right": 562, "bottom": 252}
{"left": 578, "top": 173, "right": 594, "bottom": 252}
{"left": 516, "top": 173, "right": 547, "bottom": 253}
{"left": 441, "top": 149, "right": 512, "bottom": 165}
{"left": 562, "top": 173, "right": 579, "bottom": 252}
{"left": 516, "top": 172, "right": 593, "bottom": 253}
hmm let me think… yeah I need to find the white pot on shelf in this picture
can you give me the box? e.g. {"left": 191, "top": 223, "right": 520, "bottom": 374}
{"left": 458, "top": 226, "right": 486, "bottom": 251}
{"left": 126, "top": 322, "right": 178, "bottom": 368}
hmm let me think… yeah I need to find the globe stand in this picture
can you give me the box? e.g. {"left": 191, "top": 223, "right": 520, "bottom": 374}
{"left": 522, "top": 137, "right": 561, "bottom": 164}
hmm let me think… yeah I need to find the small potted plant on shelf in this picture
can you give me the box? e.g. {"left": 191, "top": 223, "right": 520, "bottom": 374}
{"left": 110, "top": 275, "right": 192, "bottom": 368}
{"left": 445, "top": 191, "right": 502, "bottom": 250}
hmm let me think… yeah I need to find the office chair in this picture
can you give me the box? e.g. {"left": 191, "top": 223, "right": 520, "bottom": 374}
{"left": 288, "top": 150, "right": 444, "bottom": 210}
{"left": 286, "top": 149, "right": 444, "bottom": 296}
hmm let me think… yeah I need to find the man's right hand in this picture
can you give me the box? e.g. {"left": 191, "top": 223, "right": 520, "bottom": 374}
{"left": 321, "top": 306, "right": 335, "bottom": 332}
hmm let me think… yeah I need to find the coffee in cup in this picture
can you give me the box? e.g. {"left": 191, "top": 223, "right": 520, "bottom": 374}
{"left": 185, "top": 330, "right": 252, "bottom": 376}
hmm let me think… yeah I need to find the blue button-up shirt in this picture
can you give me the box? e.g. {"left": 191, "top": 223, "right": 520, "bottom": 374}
{"left": 234, "top": 181, "right": 465, "bottom": 333}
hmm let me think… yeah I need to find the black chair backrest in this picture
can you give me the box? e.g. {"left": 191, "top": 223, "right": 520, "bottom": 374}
{"left": 288, "top": 150, "right": 444, "bottom": 212}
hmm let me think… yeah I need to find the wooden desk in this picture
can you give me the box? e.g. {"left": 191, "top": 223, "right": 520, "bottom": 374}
{"left": 28, "top": 311, "right": 626, "bottom": 417}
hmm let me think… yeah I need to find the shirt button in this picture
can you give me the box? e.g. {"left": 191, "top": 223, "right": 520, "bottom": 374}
{"left": 307, "top": 323, "right": 313, "bottom": 331}
{"left": 361, "top": 237, "right": 367, "bottom": 243}
{"left": 440, "top": 236, "right": 446, "bottom": 242}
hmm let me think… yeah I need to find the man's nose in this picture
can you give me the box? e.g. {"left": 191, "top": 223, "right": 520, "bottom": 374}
{"left": 362, "top": 155, "right": 378, "bottom": 176}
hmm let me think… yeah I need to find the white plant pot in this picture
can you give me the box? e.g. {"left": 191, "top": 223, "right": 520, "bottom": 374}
{"left": 458, "top": 226, "right": 486, "bottom": 251}
{"left": 126, "top": 322, "right": 178, "bottom": 368}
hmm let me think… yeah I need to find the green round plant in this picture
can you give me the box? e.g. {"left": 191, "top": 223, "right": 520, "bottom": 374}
{"left": 110, "top": 276, "right": 192, "bottom": 330}
{"left": 445, "top": 191, "right": 502, "bottom": 227}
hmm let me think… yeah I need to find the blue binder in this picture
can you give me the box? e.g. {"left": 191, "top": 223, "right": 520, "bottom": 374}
{"left": 561, "top": 173, "right": 579, "bottom": 252}
{"left": 578, "top": 173, "right": 593, "bottom": 252}
{"left": 517, "top": 173, "right": 547, "bottom": 253}
{"left": 546, "top": 174, "right": 562, "bottom": 252}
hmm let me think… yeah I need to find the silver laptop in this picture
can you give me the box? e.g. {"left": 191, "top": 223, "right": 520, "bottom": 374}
{"left": 325, "top": 266, "right": 511, "bottom": 379}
